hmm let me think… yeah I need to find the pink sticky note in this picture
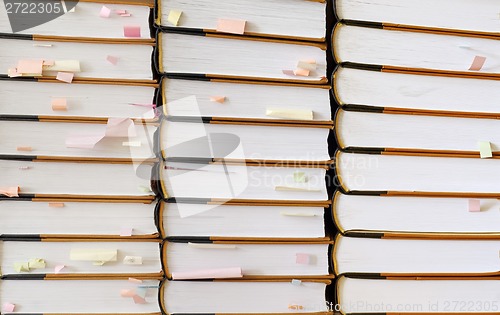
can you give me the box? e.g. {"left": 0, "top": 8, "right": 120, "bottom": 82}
{"left": 2, "top": 303, "right": 15, "bottom": 312}
{"left": 51, "top": 98, "right": 67, "bottom": 111}
{"left": 0, "top": 186, "right": 19, "bottom": 197}
{"left": 116, "top": 9, "right": 127, "bottom": 14}
{"left": 282, "top": 70, "right": 296, "bottom": 76}
{"left": 54, "top": 265, "right": 65, "bottom": 274}
{"left": 296, "top": 253, "right": 311, "bottom": 265}
{"left": 124, "top": 25, "right": 141, "bottom": 38}
{"left": 133, "top": 295, "right": 147, "bottom": 304}
{"left": 106, "top": 118, "right": 137, "bottom": 137}
{"left": 469, "top": 56, "right": 486, "bottom": 71}
{"left": 216, "top": 19, "right": 246, "bottom": 35}
{"left": 172, "top": 267, "right": 243, "bottom": 280}
{"left": 120, "top": 13, "right": 132, "bottom": 17}
{"left": 209, "top": 96, "right": 226, "bottom": 103}
{"left": 66, "top": 133, "right": 105, "bottom": 149}
{"left": 129, "top": 277, "right": 143, "bottom": 283}
{"left": 8, "top": 68, "right": 22, "bottom": 78}
{"left": 121, "top": 289, "right": 136, "bottom": 297}
{"left": 120, "top": 227, "right": 133, "bottom": 236}
{"left": 468, "top": 199, "right": 481, "bottom": 212}
{"left": 100, "top": 5, "right": 111, "bottom": 18}
{"left": 56, "top": 72, "right": 74, "bottom": 83}
{"left": 17, "top": 59, "right": 43, "bottom": 74}
{"left": 106, "top": 55, "right": 119, "bottom": 65}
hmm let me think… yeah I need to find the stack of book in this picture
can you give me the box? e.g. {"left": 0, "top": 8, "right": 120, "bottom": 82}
{"left": 332, "top": 0, "right": 500, "bottom": 313}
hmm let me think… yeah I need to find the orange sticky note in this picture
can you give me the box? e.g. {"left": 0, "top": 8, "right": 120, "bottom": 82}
{"left": 129, "top": 277, "right": 143, "bottom": 283}
{"left": 49, "top": 202, "right": 65, "bottom": 208}
{"left": 51, "top": 98, "right": 67, "bottom": 111}
{"left": 216, "top": 19, "right": 246, "bottom": 34}
{"left": 17, "top": 146, "right": 32, "bottom": 151}
{"left": 124, "top": 25, "right": 141, "bottom": 37}
{"left": 0, "top": 186, "right": 19, "bottom": 197}
{"left": 288, "top": 305, "right": 304, "bottom": 310}
{"left": 133, "top": 295, "right": 147, "bottom": 304}
{"left": 56, "top": 72, "right": 74, "bottom": 83}
{"left": 17, "top": 59, "right": 43, "bottom": 75}
{"left": 209, "top": 96, "right": 226, "bottom": 103}
{"left": 469, "top": 199, "right": 481, "bottom": 212}
{"left": 469, "top": 56, "right": 486, "bottom": 71}
{"left": 293, "top": 68, "right": 310, "bottom": 76}
{"left": 121, "top": 289, "right": 136, "bottom": 297}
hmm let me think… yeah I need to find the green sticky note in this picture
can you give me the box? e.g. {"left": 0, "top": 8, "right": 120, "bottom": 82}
{"left": 293, "top": 172, "right": 307, "bottom": 183}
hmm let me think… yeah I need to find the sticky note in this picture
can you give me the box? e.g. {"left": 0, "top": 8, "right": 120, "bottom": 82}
{"left": 16, "top": 146, "right": 32, "bottom": 151}
{"left": 275, "top": 185, "right": 321, "bottom": 192}
{"left": 66, "top": 133, "right": 105, "bottom": 149}
{"left": 168, "top": 9, "right": 182, "bottom": 26}
{"left": 123, "top": 256, "right": 143, "bottom": 265}
{"left": 56, "top": 72, "right": 74, "bottom": 83}
{"left": 122, "top": 141, "right": 142, "bottom": 147}
{"left": 0, "top": 186, "right": 19, "bottom": 197}
{"left": 106, "top": 118, "right": 137, "bottom": 137}
{"left": 2, "top": 303, "right": 15, "bottom": 312}
{"left": 120, "top": 13, "right": 132, "bottom": 17}
{"left": 100, "top": 5, "right": 111, "bottom": 17}
{"left": 469, "top": 56, "right": 486, "bottom": 71}
{"left": 33, "top": 43, "right": 53, "bottom": 47}
{"left": 54, "top": 265, "right": 65, "bottom": 273}
{"left": 129, "top": 277, "right": 143, "bottom": 283}
{"left": 188, "top": 243, "right": 236, "bottom": 249}
{"left": 297, "top": 60, "right": 317, "bottom": 71}
{"left": 28, "top": 258, "right": 46, "bottom": 269}
{"left": 45, "top": 60, "right": 81, "bottom": 72}
{"left": 138, "top": 185, "right": 152, "bottom": 193}
{"left": 120, "top": 227, "right": 133, "bottom": 236}
{"left": 293, "top": 68, "right": 310, "bottom": 77}
{"left": 296, "top": 253, "right": 311, "bottom": 265}
{"left": 124, "top": 25, "right": 141, "bottom": 37}
{"left": 210, "top": 96, "right": 226, "bottom": 103}
{"left": 293, "top": 172, "right": 307, "bottom": 183}
{"left": 282, "top": 69, "right": 296, "bottom": 76}
{"left": 280, "top": 211, "right": 316, "bottom": 217}
{"left": 7, "top": 68, "right": 21, "bottom": 77}
{"left": 266, "top": 108, "right": 314, "bottom": 120}
{"left": 51, "top": 98, "right": 67, "bottom": 111}
{"left": 49, "top": 202, "right": 65, "bottom": 208}
{"left": 18, "top": 166, "right": 31, "bottom": 170}
{"left": 43, "top": 59, "right": 54, "bottom": 66}
{"left": 478, "top": 141, "right": 493, "bottom": 158}
{"left": 106, "top": 55, "right": 119, "bottom": 65}
{"left": 133, "top": 295, "right": 147, "bottom": 304}
{"left": 70, "top": 248, "right": 118, "bottom": 264}
{"left": 115, "top": 9, "right": 127, "bottom": 14}
{"left": 469, "top": 199, "right": 481, "bottom": 212}
{"left": 136, "top": 287, "right": 147, "bottom": 298}
{"left": 172, "top": 267, "right": 243, "bottom": 280}
{"left": 291, "top": 279, "right": 302, "bottom": 286}
{"left": 121, "top": 289, "right": 136, "bottom": 297}
{"left": 288, "top": 305, "right": 304, "bottom": 310}
{"left": 14, "top": 262, "right": 30, "bottom": 272}
{"left": 216, "top": 18, "right": 246, "bottom": 34}
{"left": 17, "top": 59, "right": 43, "bottom": 75}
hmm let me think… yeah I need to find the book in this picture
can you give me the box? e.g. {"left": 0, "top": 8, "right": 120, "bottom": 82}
{"left": 0, "top": 119, "right": 158, "bottom": 162}
{"left": 0, "top": 77, "right": 158, "bottom": 122}
{"left": 334, "top": 151, "right": 500, "bottom": 197}
{"left": 0, "top": 239, "right": 162, "bottom": 278}
{"left": 0, "top": 0, "right": 154, "bottom": 41}
{"left": 334, "top": 0, "right": 500, "bottom": 39}
{"left": 0, "top": 278, "right": 162, "bottom": 314}
{"left": 159, "top": 201, "right": 329, "bottom": 241}
{"left": 157, "top": 0, "right": 327, "bottom": 41}
{"left": 335, "top": 108, "right": 500, "bottom": 157}
{"left": 333, "top": 234, "right": 500, "bottom": 276}
{"left": 160, "top": 119, "right": 331, "bottom": 164}
{"left": 163, "top": 240, "right": 332, "bottom": 279}
{"left": 158, "top": 161, "right": 330, "bottom": 206}
{"left": 162, "top": 78, "right": 332, "bottom": 126}
{"left": 336, "top": 276, "right": 500, "bottom": 314}
{"left": 159, "top": 31, "right": 328, "bottom": 84}
{"left": 2, "top": 35, "right": 155, "bottom": 83}
{"left": 161, "top": 279, "right": 333, "bottom": 314}
{"left": 0, "top": 199, "right": 158, "bottom": 239}
{"left": 333, "top": 191, "right": 500, "bottom": 239}
{"left": 0, "top": 159, "right": 156, "bottom": 201}
{"left": 332, "top": 63, "right": 500, "bottom": 118}
{"left": 332, "top": 23, "right": 500, "bottom": 79}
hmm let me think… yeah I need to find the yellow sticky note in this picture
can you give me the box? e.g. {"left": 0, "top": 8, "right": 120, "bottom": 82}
{"left": 14, "top": 262, "right": 30, "bottom": 272}
{"left": 28, "top": 258, "right": 46, "bottom": 269}
{"left": 478, "top": 141, "right": 493, "bottom": 159}
{"left": 168, "top": 9, "right": 182, "bottom": 26}
{"left": 70, "top": 248, "right": 117, "bottom": 265}
{"left": 266, "top": 108, "right": 313, "bottom": 120}
{"left": 44, "top": 60, "right": 81, "bottom": 72}
{"left": 293, "top": 172, "right": 307, "bottom": 183}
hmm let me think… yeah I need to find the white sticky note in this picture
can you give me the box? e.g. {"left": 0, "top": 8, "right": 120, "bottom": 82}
{"left": 70, "top": 248, "right": 117, "bottom": 264}
{"left": 478, "top": 141, "right": 493, "bottom": 158}
{"left": 45, "top": 60, "right": 81, "bottom": 72}
{"left": 266, "top": 108, "right": 314, "bottom": 120}
{"left": 123, "top": 256, "right": 143, "bottom": 265}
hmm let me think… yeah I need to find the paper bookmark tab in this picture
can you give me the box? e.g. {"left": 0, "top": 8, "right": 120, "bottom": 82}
{"left": 16, "top": 146, "right": 32, "bottom": 151}
{"left": 106, "top": 118, "right": 137, "bottom": 137}
{"left": 116, "top": 9, "right": 127, "bottom": 15}
{"left": 14, "top": 262, "right": 30, "bottom": 272}
{"left": 45, "top": 60, "right": 81, "bottom": 72}
{"left": 275, "top": 185, "right": 321, "bottom": 192}
{"left": 54, "top": 265, "right": 65, "bottom": 273}
{"left": 120, "top": 13, "right": 131, "bottom": 17}
{"left": 295, "top": 253, "right": 312, "bottom": 265}
{"left": 210, "top": 96, "right": 226, "bottom": 103}
{"left": 289, "top": 305, "right": 304, "bottom": 310}
{"left": 469, "top": 199, "right": 481, "bottom": 212}
{"left": 293, "top": 172, "right": 307, "bottom": 183}
{"left": 48, "top": 202, "right": 65, "bottom": 208}
{"left": 297, "top": 60, "right": 317, "bottom": 71}
{"left": 123, "top": 256, "right": 143, "bottom": 265}
{"left": 120, "top": 227, "right": 133, "bottom": 236}
{"left": 28, "top": 258, "right": 46, "bottom": 269}
{"left": 8, "top": 67, "right": 21, "bottom": 77}
{"left": 51, "top": 98, "right": 67, "bottom": 111}
{"left": 56, "top": 72, "right": 74, "bottom": 83}
{"left": 129, "top": 277, "right": 143, "bottom": 283}
{"left": 19, "top": 166, "right": 31, "bottom": 170}
{"left": 124, "top": 25, "right": 141, "bottom": 37}
{"left": 106, "top": 55, "right": 119, "bottom": 65}
{"left": 282, "top": 69, "right": 295, "bottom": 76}
{"left": 17, "top": 59, "right": 43, "bottom": 75}
{"left": 122, "top": 141, "right": 141, "bottom": 147}
{"left": 136, "top": 287, "right": 147, "bottom": 298}
{"left": 70, "top": 248, "right": 117, "bottom": 265}
{"left": 280, "top": 211, "right": 316, "bottom": 217}
{"left": 293, "top": 68, "right": 310, "bottom": 77}
{"left": 188, "top": 243, "right": 236, "bottom": 249}
{"left": 172, "top": 267, "right": 243, "bottom": 280}
{"left": 66, "top": 133, "right": 105, "bottom": 149}
{"left": 2, "top": 303, "right": 15, "bottom": 312}
{"left": 121, "top": 289, "right": 136, "bottom": 297}
{"left": 291, "top": 279, "right": 302, "bottom": 286}
{"left": 168, "top": 9, "right": 182, "bottom": 26}
{"left": 100, "top": 5, "right": 111, "bottom": 17}
{"left": 132, "top": 295, "right": 147, "bottom": 304}
{"left": 216, "top": 18, "right": 246, "bottom": 34}
{"left": 0, "top": 186, "right": 20, "bottom": 197}
{"left": 266, "top": 108, "right": 313, "bottom": 120}
{"left": 478, "top": 141, "right": 493, "bottom": 158}
{"left": 469, "top": 56, "right": 486, "bottom": 71}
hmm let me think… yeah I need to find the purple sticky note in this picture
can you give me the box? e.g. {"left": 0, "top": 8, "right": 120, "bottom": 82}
{"left": 124, "top": 25, "right": 141, "bottom": 38}
{"left": 106, "top": 55, "right": 119, "bottom": 65}
{"left": 468, "top": 199, "right": 481, "bottom": 212}
{"left": 100, "top": 5, "right": 111, "bottom": 18}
